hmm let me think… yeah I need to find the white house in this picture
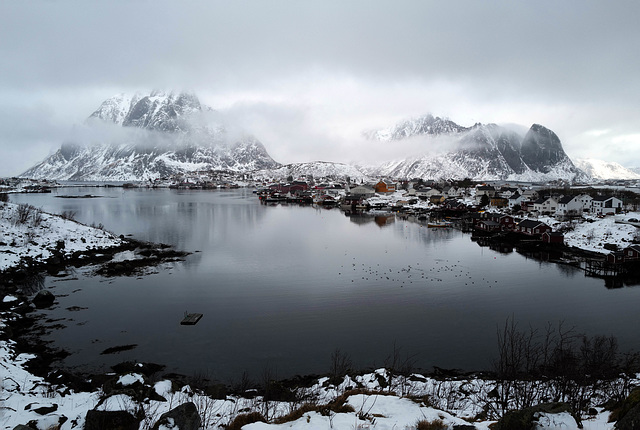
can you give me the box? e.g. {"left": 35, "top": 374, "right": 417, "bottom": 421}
{"left": 349, "top": 184, "right": 376, "bottom": 197}
{"left": 591, "top": 196, "right": 623, "bottom": 215}
{"left": 533, "top": 196, "right": 558, "bottom": 214}
{"left": 446, "top": 186, "right": 466, "bottom": 198}
{"left": 508, "top": 192, "right": 524, "bottom": 209}
{"left": 556, "top": 195, "right": 581, "bottom": 216}
{"left": 575, "top": 194, "right": 593, "bottom": 210}
{"left": 521, "top": 189, "right": 539, "bottom": 201}
{"left": 415, "top": 187, "right": 442, "bottom": 198}
{"left": 556, "top": 194, "right": 592, "bottom": 216}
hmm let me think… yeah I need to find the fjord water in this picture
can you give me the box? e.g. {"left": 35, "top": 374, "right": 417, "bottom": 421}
{"left": 13, "top": 188, "right": 640, "bottom": 381}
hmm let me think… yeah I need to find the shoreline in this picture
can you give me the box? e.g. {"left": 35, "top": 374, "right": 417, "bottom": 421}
{"left": 0, "top": 235, "right": 190, "bottom": 384}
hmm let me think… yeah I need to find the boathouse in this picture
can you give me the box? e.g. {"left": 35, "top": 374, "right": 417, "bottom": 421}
{"left": 541, "top": 231, "right": 564, "bottom": 244}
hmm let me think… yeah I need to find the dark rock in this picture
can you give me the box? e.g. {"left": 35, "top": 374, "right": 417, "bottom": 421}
{"left": 152, "top": 402, "right": 201, "bottom": 430}
{"left": 613, "top": 388, "right": 640, "bottom": 429}
{"left": 494, "top": 402, "right": 571, "bottom": 430}
{"left": 84, "top": 410, "right": 140, "bottom": 430}
{"left": 47, "top": 369, "right": 91, "bottom": 393}
{"left": 33, "top": 404, "right": 58, "bottom": 415}
{"left": 32, "top": 290, "right": 55, "bottom": 308}
{"left": 205, "top": 383, "right": 227, "bottom": 400}
{"left": 111, "top": 361, "right": 165, "bottom": 377}
{"left": 13, "top": 425, "right": 35, "bottom": 430}
{"left": 616, "top": 404, "right": 640, "bottom": 430}
{"left": 453, "top": 426, "right": 477, "bottom": 430}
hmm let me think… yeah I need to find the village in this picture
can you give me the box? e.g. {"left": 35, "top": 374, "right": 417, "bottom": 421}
{"left": 257, "top": 177, "right": 640, "bottom": 279}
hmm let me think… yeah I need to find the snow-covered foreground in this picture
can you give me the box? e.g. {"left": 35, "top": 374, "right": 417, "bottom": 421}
{"left": 0, "top": 202, "right": 123, "bottom": 272}
{"left": 0, "top": 341, "right": 627, "bottom": 430}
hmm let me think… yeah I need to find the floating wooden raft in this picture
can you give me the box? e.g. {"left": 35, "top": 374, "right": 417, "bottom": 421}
{"left": 180, "top": 312, "right": 203, "bottom": 325}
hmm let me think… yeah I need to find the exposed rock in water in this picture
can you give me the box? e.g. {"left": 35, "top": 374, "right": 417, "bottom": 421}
{"left": 32, "top": 290, "right": 55, "bottom": 308}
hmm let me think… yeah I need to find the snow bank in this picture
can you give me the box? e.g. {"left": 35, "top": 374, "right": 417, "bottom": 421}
{"left": 0, "top": 202, "right": 123, "bottom": 272}
{"left": 539, "top": 213, "right": 639, "bottom": 254}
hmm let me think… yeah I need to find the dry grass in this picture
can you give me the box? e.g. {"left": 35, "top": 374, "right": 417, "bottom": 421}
{"left": 415, "top": 418, "right": 447, "bottom": 430}
{"left": 226, "top": 412, "right": 266, "bottom": 430}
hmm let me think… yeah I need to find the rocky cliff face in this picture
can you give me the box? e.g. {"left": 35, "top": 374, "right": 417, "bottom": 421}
{"left": 22, "top": 91, "right": 279, "bottom": 180}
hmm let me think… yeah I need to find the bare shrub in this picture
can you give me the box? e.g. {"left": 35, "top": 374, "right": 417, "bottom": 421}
{"left": 329, "top": 348, "right": 352, "bottom": 386}
{"left": 383, "top": 342, "right": 417, "bottom": 395}
{"left": 0, "top": 193, "right": 8, "bottom": 203}
{"left": 91, "top": 222, "right": 105, "bottom": 230}
{"left": 60, "top": 210, "right": 77, "bottom": 221}
{"left": 484, "top": 316, "right": 640, "bottom": 422}
{"left": 31, "top": 207, "right": 44, "bottom": 227}
{"left": 15, "top": 203, "right": 33, "bottom": 224}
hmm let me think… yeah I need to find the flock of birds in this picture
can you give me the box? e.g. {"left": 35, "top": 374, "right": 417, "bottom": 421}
{"left": 337, "top": 254, "right": 501, "bottom": 288}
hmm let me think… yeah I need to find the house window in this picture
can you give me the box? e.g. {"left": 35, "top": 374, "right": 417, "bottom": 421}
{"left": 629, "top": 251, "right": 633, "bottom": 256}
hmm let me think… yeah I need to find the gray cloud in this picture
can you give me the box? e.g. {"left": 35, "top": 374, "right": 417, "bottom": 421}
{"left": 1, "top": 0, "right": 640, "bottom": 175}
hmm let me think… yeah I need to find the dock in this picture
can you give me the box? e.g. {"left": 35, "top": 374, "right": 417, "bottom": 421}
{"left": 584, "top": 260, "right": 625, "bottom": 278}
{"left": 180, "top": 312, "right": 203, "bottom": 325}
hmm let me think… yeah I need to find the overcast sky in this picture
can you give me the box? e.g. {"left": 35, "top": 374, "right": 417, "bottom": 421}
{"left": 1, "top": 0, "right": 639, "bottom": 176}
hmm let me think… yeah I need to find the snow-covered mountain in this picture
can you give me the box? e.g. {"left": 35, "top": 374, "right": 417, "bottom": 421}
{"left": 364, "top": 115, "right": 586, "bottom": 182}
{"left": 254, "top": 161, "right": 370, "bottom": 182}
{"left": 363, "top": 114, "right": 468, "bottom": 140}
{"left": 22, "top": 91, "right": 279, "bottom": 181}
{"left": 574, "top": 158, "right": 640, "bottom": 180}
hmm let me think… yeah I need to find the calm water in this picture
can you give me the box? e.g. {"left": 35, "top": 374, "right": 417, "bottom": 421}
{"left": 12, "top": 188, "right": 640, "bottom": 382}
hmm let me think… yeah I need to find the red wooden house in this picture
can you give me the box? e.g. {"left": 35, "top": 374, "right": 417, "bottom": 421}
{"left": 516, "top": 220, "right": 552, "bottom": 237}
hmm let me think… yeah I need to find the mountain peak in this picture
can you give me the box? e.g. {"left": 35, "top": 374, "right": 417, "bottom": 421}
{"left": 365, "top": 114, "right": 468, "bottom": 141}
{"left": 89, "top": 91, "right": 203, "bottom": 132}
{"left": 22, "top": 91, "right": 279, "bottom": 180}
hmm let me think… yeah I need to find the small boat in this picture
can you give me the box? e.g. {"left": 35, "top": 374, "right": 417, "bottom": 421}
{"left": 427, "top": 221, "right": 451, "bottom": 228}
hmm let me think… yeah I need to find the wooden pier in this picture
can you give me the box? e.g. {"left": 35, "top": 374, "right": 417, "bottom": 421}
{"left": 180, "top": 312, "right": 203, "bottom": 325}
{"left": 584, "top": 260, "right": 625, "bottom": 278}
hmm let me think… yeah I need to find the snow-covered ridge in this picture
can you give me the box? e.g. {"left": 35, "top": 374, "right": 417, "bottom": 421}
{"left": 575, "top": 158, "right": 640, "bottom": 180}
{"left": 253, "top": 161, "right": 370, "bottom": 182}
